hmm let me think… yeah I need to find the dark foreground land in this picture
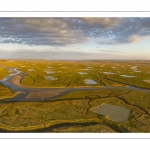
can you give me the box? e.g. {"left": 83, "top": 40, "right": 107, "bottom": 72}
{"left": 0, "top": 60, "right": 150, "bottom": 132}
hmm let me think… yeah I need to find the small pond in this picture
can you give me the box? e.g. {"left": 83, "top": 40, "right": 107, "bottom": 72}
{"left": 120, "top": 75, "right": 135, "bottom": 78}
{"left": 45, "top": 76, "right": 55, "bottom": 80}
{"left": 28, "top": 69, "right": 34, "bottom": 72}
{"left": 103, "top": 72, "right": 115, "bottom": 74}
{"left": 130, "top": 66, "right": 137, "bottom": 70}
{"left": 78, "top": 72, "right": 87, "bottom": 75}
{"left": 144, "top": 80, "right": 150, "bottom": 83}
{"left": 84, "top": 79, "right": 98, "bottom": 84}
{"left": 44, "top": 71, "right": 55, "bottom": 74}
{"left": 47, "top": 66, "right": 53, "bottom": 68}
{"left": 91, "top": 103, "right": 130, "bottom": 122}
{"left": 134, "top": 71, "right": 141, "bottom": 72}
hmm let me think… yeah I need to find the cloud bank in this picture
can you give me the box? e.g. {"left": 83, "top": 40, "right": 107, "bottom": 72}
{"left": 0, "top": 17, "right": 150, "bottom": 46}
{"left": 0, "top": 49, "right": 135, "bottom": 60}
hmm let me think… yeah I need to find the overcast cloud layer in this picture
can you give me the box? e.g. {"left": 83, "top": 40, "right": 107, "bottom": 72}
{"left": 0, "top": 17, "right": 150, "bottom": 46}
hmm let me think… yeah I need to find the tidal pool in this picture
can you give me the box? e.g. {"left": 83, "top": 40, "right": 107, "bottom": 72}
{"left": 45, "top": 76, "right": 55, "bottom": 80}
{"left": 120, "top": 75, "right": 135, "bottom": 78}
{"left": 91, "top": 103, "right": 130, "bottom": 122}
{"left": 78, "top": 72, "right": 87, "bottom": 75}
{"left": 103, "top": 72, "right": 115, "bottom": 74}
{"left": 84, "top": 79, "right": 98, "bottom": 84}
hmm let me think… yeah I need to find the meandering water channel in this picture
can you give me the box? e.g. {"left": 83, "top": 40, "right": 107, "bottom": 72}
{"left": 0, "top": 67, "right": 150, "bottom": 102}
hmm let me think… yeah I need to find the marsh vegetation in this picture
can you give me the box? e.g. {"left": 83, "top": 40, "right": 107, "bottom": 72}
{"left": 0, "top": 60, "right": 150, "bottom": 132}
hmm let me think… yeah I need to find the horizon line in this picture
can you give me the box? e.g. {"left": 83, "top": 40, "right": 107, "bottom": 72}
{"left": 0, "top": 58, "right": 149, "bottom": 61}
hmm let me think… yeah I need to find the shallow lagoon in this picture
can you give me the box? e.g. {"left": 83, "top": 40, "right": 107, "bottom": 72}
{"left": 91, "top": 103, "right": 130, "bottom": 122}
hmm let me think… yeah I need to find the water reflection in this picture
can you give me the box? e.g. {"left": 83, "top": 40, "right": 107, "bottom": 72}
{"left": 78, "top": 72, "right": 87, "bottom": 75}
{"left": 121, "top": 75, "right": 135, "bottom": 78}
{"left": 84, "top": 79, "right": 98, "bottom": 84}
{"left": 103, "top": 72, "right": 115, "bottom": 74}
{"left": 45, "top": 76, "right": 55, "bottom": 80}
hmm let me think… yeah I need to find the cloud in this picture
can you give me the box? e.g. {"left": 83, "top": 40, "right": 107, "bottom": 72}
{"left": 0, "top": 49, "right": 130, "bottom": 60}
{"left": 127, "top": 35, "right": 149, "bottom": 43}
{"left": 0, "top": 18, "right": 89, "bottom": 46}
{"left": 96, "top": 49, "right": 126, "bottom": 54}
{"left": 0, "top": 17, "right": 150, "bottom": 46}
{"left": 77, "top": 17, "right": 119, "bottom": 28}
{"left": 89, "top": 18, "right": 150, "bottom": 44}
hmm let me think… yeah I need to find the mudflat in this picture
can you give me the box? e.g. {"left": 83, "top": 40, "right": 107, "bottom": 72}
{"left": 8, "top": 72, "right": 26, "bottom": 86}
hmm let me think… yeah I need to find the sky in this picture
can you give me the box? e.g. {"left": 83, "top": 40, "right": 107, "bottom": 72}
{"left": 0, "top": 17, "right": 150, "bottom": 60}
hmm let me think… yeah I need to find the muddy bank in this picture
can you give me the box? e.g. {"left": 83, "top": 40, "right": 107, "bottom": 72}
{"left": 8, "top": 72, "right": 26, "bottom": 86}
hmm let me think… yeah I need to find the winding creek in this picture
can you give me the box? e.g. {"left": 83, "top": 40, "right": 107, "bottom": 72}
{"left": 0, "top": 67, "right": 150, "bottom": 102}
